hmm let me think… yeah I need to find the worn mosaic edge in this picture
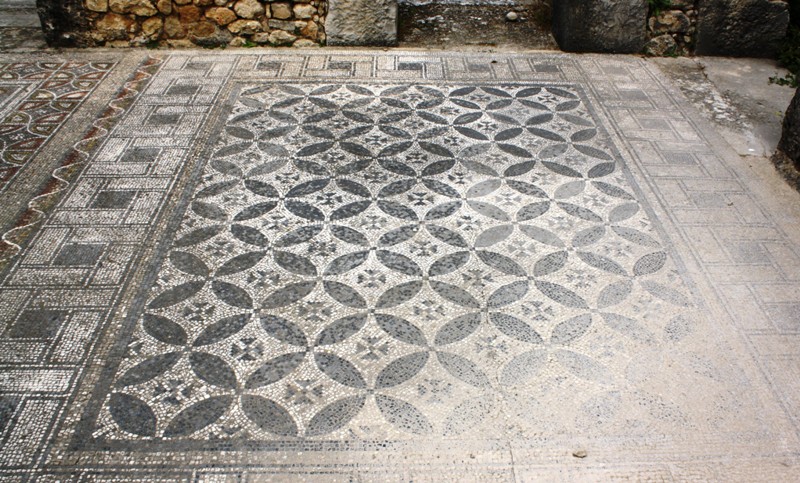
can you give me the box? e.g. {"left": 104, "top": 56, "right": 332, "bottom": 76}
{"left": 0, "top": 56, "right": 162, "bottom": 271}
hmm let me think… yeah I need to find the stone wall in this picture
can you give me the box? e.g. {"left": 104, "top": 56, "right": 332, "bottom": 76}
{"left": 645, "top": 0, "right": 697, "bottom": 56}
{"left": 644, "top": 0, "right": 790, "bottom": 57}
{"left": 83, "top": 0, "right": 326, "bottom": 47}
{"left": 35, "top": 0, "right": 790, "bottom": 54}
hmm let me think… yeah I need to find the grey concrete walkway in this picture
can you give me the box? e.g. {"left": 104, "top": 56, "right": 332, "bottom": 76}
{"left": 0, "top": 47, "right": 799, "bottom": 481}
{"left": 0, "top": 0, "right": 46, "bottom": 50}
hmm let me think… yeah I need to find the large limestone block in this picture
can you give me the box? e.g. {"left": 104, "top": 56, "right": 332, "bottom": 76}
{"left": 779, "top": 87, "right": 800, "bottom": 170}
{"left": 326, "top": 0, "right": 397, "bottom": 46}
{"left": 552, "top": 0, "right": 647, "bottom": 53}
{"left": 696, "top": 0, "right": 789, "bottom": 57}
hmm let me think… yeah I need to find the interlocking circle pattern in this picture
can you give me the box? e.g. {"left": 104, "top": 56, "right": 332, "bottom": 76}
{"left": 99, "top": 83, "right": 694, "bottom": 440}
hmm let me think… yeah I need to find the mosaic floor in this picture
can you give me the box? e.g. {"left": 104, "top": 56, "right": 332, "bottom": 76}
{"left": 0, "top": 61, "right": 114, "bottom": 194}
{"left": 0, "top": 50, "right": 800, "bottom": 480}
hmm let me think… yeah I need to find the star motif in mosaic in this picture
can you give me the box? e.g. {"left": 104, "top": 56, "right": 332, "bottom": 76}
{"left": 95, "top": 83, "right": 694, "bottom": 441}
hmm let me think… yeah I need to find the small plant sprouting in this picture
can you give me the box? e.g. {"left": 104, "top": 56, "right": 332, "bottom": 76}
{"left": 771, "top": 25, "right": 800, "bottom": 89}
{"left": 770, "top": 73, "right": 798, "bottom": 87}
{"left": 648, "top": 0, "right": 672, "bottom": 16}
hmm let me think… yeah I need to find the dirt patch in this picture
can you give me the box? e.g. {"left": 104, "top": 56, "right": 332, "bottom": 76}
{"left": 772, "top": 150, "right": 800, "bottom": 191}
{"left": 398, "top": 1, "right": 556, "bottom": 49}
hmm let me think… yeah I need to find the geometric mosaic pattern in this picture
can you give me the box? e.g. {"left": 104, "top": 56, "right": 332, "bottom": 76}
{"left": 0, "top": 61, "right": 114, "bottom": 193}
{"left": 0, "top": 51, "right": 798, "bottom": 480}
{"left": 0, "top": 56, "right": 155, "bottom": 267}
{"left": 86, "top": 82, "right": 700, "bottom": 443}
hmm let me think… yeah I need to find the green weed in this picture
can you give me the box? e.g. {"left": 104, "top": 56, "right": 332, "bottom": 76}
{"left": 771, "top": 3, "right": 800, "bottom": 88}
{"left": 648, "top": 0, "right": 672, "bottom": 16}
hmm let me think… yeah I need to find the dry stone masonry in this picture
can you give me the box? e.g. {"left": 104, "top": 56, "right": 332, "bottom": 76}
{"left": 645, "top": 0, "right": 697, "bottom": 56}
{"left": 82, "top": 0, "right": 327, "bottom": 47}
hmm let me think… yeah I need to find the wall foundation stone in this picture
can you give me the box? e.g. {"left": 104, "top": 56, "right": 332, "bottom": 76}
{"left": 552, "top": 0, "right": 648, "bottom": 53}
{"left": 326, "top": 0, "right": 397, "bottom": 46}
{"left": 696, "top": 0, "right": 789, "bottom": 57}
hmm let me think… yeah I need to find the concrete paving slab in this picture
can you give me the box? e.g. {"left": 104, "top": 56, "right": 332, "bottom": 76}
{"left": 0, "top": 49, "right": 798, "bottom": 480}
{"left": 652, "top": 56, "right": 796, "bottom": 158}
{"left": 0, "top": 12, "right": 39, "bottom": 29}
{"left": 0, "top": 27, "right": 46, "bottom": 51}
{"left": 0, "top": 0, "right": 40, "bottom": 29}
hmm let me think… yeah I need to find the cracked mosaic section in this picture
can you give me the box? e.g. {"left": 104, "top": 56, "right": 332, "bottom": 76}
{"left": 85, "top": 82, "right": 720, "bottom": 444}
